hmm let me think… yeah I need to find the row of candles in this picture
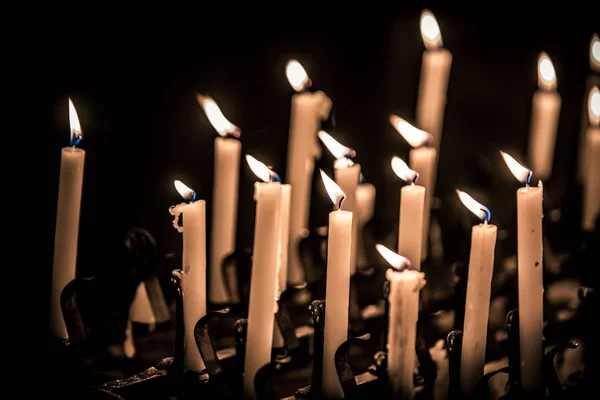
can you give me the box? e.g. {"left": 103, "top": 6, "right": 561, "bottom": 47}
{"left": 51, "top": 10, "right": 599, "bottom": 400}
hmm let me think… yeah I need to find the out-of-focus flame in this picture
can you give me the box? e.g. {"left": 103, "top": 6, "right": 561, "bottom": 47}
{"left": 318, "top": 130, "right": 356, "bottom": 159}
{"left": 320, "top": 169, "right": 346, "bottom": 210}
{"left": 286, "top": 59, "right": 311, "bottom": 92}
{"left": 589, "top": 86, "right": 600, "bottom": 126}
{"left": 538, "top": 53, "right": 557, "bottom": 90}
{"left": 246, "top": 155, "right": 278, "bottom": 182}
{"left": 391, "top": 156, "right": 419, "bottom": 184}
{"left": 500, "top": 151, "right": 533, "bottom": 185}
{"left": 174, "top": 180, "right": 196, "bottom": 202}
{"left": 69, "top": 98, "right": 82, "bottom": 146}
{"left": 390, "top": 114, "right": 432, "bottom": 148}
{"left": 376, "top": 244, "right": 411, "bottom": 271}
{"left": 420, "top": 10, "right": 443, "bottom": 49}
{"left": 197, "top": 95, "right": 240, "bottom": 138}
{"left": 334, "top": 157, "right": 355, "bottom": 168}
{"left": 456, "top": 189, "right": 491, "bottom": 223}
{"left": 591, "top": 33, "right": 599, "bottom": 71}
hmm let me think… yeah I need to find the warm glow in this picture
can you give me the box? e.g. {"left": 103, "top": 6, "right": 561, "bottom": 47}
{"left": 68, "top": 98, "right": 82, "bottom": 146}
{"left": 537, "top": 53, "right": 557, "bottom": 90}
{"left": 391, "top": 156, "right": 418, "bottom": 184}
{"left": 174, "top": 180, "right": 196, "bottom": 202}
{"left": 334, "top": 157, "right": 355, "bottom": 168}
{"left": 500, "top": 151, "right": 532, "bottom": 185}
{"left": 456, "top": 189, "right": 491, "bottom": 223}
{"left": 390, "top": 114, "right": 432, "bottom": 147}
{"left": 376, "top": 244, "right": 411, "bottom": 271}
{"left": 591, "top": 34, "right": 599, "bottom": 71}
{"left": 318, "top": 130, "right": 356, "bottom": 159}
{"left": 420, "top": 10, "right": 443, "bottom": 49}
{"left": 197, "top": 95, "right": 240, "bottom": 138}
{"left": 589, "top": 86, "right": 600, "bottom": 126}
{"left": 320, "top": 169, "right": 346, "bottom": 210}
{"left": 246, "top": 155, "right": 276, "bottom": 183}
{"left": 286, "top": 59, "right": 311, "bottom": 92}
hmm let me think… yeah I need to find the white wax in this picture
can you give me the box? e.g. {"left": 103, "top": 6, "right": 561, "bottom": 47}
{"left": 577, "top": 76, "right": 600, "bottom": 182}
{"left": 210, "top": 137, "right": 241, "bottom": 304}
{"left": 322, "top": 210, "right": 353, "bottom": 399}
{"left": 517, "top": 184, "right": 544, "bottom": 395}
{"left": 244, "top": 182, "right": 282, "bottom": 399}
{"left": 387, "top": 268, "right": 426, "bottom": 400}
{"left": 277, "top": 184, "right": 292, "bottom": 296}
{"left": 398, "top": 184, "right": 425, "bottom": 271}
{"left": 459, "top": 223, "right": 497, "bottom": 397}
{"left": 130, "top": 281, "right": 156, "bottom": 326}
{"left": 416, "top": 49, "right": 453, "bottom": 152}
{"left": 528, "top": 90, "right": 561, "bottom": 181}
{"left": 334, "top": 163, "right": 361, "bottom": 275}
{"left": 582, "top": 128, "right": 600, "bottom": 231}
{"left": 356, "top": 183, "right": 376, "bottom": 268}
{"left": 51, "top": 147, "right": 85, "bottom": 339}
{"left": 286, "top": 91, "right": 332, "bottom": 286}
{"left": 409, "top": 147, "right": 437, "bottom": 261}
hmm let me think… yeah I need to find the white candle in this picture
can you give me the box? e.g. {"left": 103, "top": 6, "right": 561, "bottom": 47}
{"left": 501, "top": 151, "right": 544, "bottom": 396}
{"left": 415, "top": 10, "right": 453, "bottom": 152}
{"left": 377, "top": 244, "right": 426, "bottom": 400}
{"left": 243, "top": 155, "right": 282, "bottom": 399}
{"left": 277, "top": 184, "right": 292, "bottom": 296}
{"left": 285, "top": 60, "right": 333, "bottom": 286}
{"left": 169, "top": 180, "right": 207, "bottom": 373}
{"left": 51, "top": 99, "right": 85, "bottom": 340}
{"left": 390, "top": 116, "right": 437, "bottom": 261}
{"left": 456, "top": 190, "right": 497, "bottom": 397}
{"left": 356, "top": 181, "right": 376, "bottom": 269}
{"left": 319, "top": 170, "right": 352, "bottom": 399}
{"left": 528, "top": 53, "right": 561, "bottom": 181}
{"left": 582, "top": 86, "right": 600, "bottom": 231}
{"left": 391, "top": 156, "right": 425, "bottom": 271}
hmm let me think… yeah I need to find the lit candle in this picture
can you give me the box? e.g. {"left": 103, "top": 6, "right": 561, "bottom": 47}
{"left": 356, "top": 176, "right": 376, "bottom": 269}
{"left": 197, "top": 95, "right": 241, "bottom": 305}
{"left": 51, "top": 99, "right": 85, "bottom": 340}
{"left": 390, "top": 115, "right": 436, "bottom": 261}
{"left": 243, "top": 155, "right": 282, "bottom": 399}
{"left": 377, "top": 244, "right": 426, "bottom": 400}
{"left": 582, "top": 86, "right": 600, "bottom": 231}
{"left": 285, "top": 60, "right": 333, "bottom": 286}
{"left": 319, "top": 170, "right": 352, "bottom": 399}
{"left": 501, "top": 151, "right": 544, "bottom": 396}
{"left": 276, "top": 184, "right": 292, "bottom": 296}
{"left": 455, "top": 190, "right": 497, "bottom": 397}
{"left": 415, "top": 9, "right": 453, "bottom": 152}
{"left": 168, "top": 180, "right": 207, "bottom": 373}
{"left": 391, "top": 156, "right": 425, "bottom": 271}
{"left": 527, "top": 53, "right": 561, "bottom": 181}
{"left": 319, "top": 131, "right": 360, "bottom": 274}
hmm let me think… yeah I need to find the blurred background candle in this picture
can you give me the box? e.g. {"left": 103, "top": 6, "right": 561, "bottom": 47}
{"left": 582, "top": 86, "right": 600, "bottom": 231}
{"left": 285, "top": 60, "right": 333, "bottom": 287}
{"left": 276, "top": 184, "right": 292, "bottom": 296}
{"left": 319, "top": 170, "right": 352, "bottom": 399}
{"left": 356, "top": 176, "right": 376, "bottom": 269}
{"left": 415, "top": 9, "right": 453, "bottom": 152}
{"left": 197, "top": 95, "right": 242, "bottom": 305}
{"left": 456, "top": 190, "right": 497, "bottom": 397}
{"left": 527, "top": 53, "right": 561, "bottom": 181}
{"left": 51, "top": 99, "right": 85, "bottom": 340}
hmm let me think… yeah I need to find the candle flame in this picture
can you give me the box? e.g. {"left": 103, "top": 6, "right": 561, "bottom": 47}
{"left": 68, "top": 98, "right": 82, "bottom": 146}
{"left": 286, "top": 59, "right": 311, "bottom": 92}
{"left": 197, "top": 95, "right": 240, "bottom": 138}
{"left": 500, "top": 151, "right": 532, "bottom": 185}
{"left": 589, "top": 86, "right": 600, "bottom": 126}
{"left": 537, "top": 53, "right": 557, "bottom": 90}
{"left": 174, "top": 180, "right": 196, "bottom": 202}
{"left": 456, "top": 189, "right": 491, "bottom": 223}
{"left": 591, "top": 33, "right": 599, "bottom": 72}
{"left": 320, "top": 169, "right": 346, "bottom": 210}
{"left": 318, "top": 130, "right": 356, "bottom": 159}
{"left": 376, "top": 244, "right": 411, "bottom": 271}
{"left": 420, "top": 10, "right": 443, "bottom": 49}
{"left": 391, "top": 156, "right": 419, "bottom": 184}
{"left": 246, "top": 154, "right": 279, "bottom": 183}
{"left": 390, "top": 114, "right": 432, "bottom": 147}
{"left": 334, "top": 157, "right": 355, "bottom": 168}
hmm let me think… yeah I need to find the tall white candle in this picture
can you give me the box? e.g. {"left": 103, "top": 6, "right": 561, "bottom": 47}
{"left": 198, "top": 95, "right": 242, "bottom": 305}
{"left": 582, "top": 86, "right": 600, "bottom": 231}
{"left": 277, "top": 184, "right": 292, "bottom": 296}
{"left": 169, "top": 180, "right": 207, "bottom": 373}
{"left": 377, "top": 244, "right": 426, "bottom": 400}
{"left": 415, "top": 10, "right": 453, "bottom": 152}
{"left": 356, "top": 181, "right": 376, "bottom": 269}
{"left": 285, "top": 60, "right": 333, "bottom": 286}
{"left": 391, "top": 156, "right": 425, "bottom": 271}
{"left": 528, "top": 53, "right": 561, "bottom": 181}
{"left": 456, "top": 190, "right": 497, "bottom": 397}
{"left": 319, "top": 170, "right": 352, "bottom": 399}
{"left": 51, "top": 99, "right": 85, "bottom": 340}
{"left": 390, "top": 116, "right": 437, "bottom": 261}
{"left": 243, "top": 156, "right": 282, "bottom": 399}
{"left": 501, "top": 152, "right": 544, "bottom": 396}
